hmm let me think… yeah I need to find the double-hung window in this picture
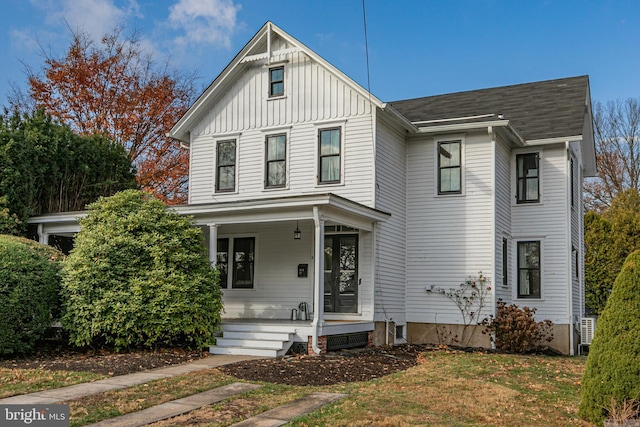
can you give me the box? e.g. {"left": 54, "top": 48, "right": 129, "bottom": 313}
{"left": 216, "top": 237, "right": 255, "bottom": 289}
{"left": 517, "top": 241, "right": 541, "bottom": 298}
{"left": 216, "top": 238, "right": 229, "bottom": 289}
{"left": 516, "top": 153, "right": 539, "bottom": 203}
{"left": 269, "top": 67, "right": 284, "bottom": 97}
{"left": 319, "top": 128, "right": 341, "bottom": 184}
{"left": 216, "top": 140, "right": 236, "bottom": 192}
{"left": 438, "top": 141, "right": 461, "bottom": 194}
{"left": 265, "top": 134, "right": 286, "bottom": 188}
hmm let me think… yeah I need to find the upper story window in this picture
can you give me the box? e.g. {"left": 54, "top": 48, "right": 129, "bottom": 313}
{"left": 570, "top": 157, "right": 575, "bottom": 208}
{"left": 438, "top": 140, "right": 462, "bottom": 194}
{"left": 216, "top": 140, "right": 236, "bottom": 192}
{"left": 517, "top": 240, "right": 541, "bottom": 298}
{"left": 502, "top": 238, "right": 508, "bottom": 288}
{"left": 516, "top": 153, "right": 539, "bottom": 203}
{"left": 269, "top": 66, "right": 284, "bottom": 97}
{"left": 319, "top": 128, "right": 341, "bottom": 184}
{"left": 265, "top": 134, "right": 286, "bottom": 188}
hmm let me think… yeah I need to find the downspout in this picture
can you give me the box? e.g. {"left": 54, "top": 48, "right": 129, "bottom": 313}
{"left": 488, "top": 126, "right": 497, "bottom": 322}
{"left": 566, "top": 141, "right": 575, "bottom": 355}
{"left": 311, "top": 206, "right": 324, "bottom": 354}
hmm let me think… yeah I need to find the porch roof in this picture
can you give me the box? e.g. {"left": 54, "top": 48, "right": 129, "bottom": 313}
{"left": 27, "top": 193, "right": 391, "bottom": 235}
{"left": 173, "top": 193, "right": 391, "bottom": 231}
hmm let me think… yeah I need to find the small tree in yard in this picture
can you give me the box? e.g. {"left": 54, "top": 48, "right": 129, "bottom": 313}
{"left": 62, "top": 190, "right": 222, "bottom": 350}
{"left": 0, "top": 235, "right": 64, "bottom": 354}
{"left": 580, "top": 250, "right": 640, "bottom": 425}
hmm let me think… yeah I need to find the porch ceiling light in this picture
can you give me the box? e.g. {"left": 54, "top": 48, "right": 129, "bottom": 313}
{"left": 294, "top": 221, "right": 301, "bottom": 240}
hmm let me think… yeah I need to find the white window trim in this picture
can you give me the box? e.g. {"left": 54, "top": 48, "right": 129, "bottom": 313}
{"left": 263, "top": 128, "right": 291, "bottom": 191}
{"left": 213, "top": 134, "right": 240, "bottom": 195}
{"left": 513, "top": 236, "right": 545, "bottom": 301}
{"left": 218, "top": 234, "right": 258, "bottom": 291}
{"left": 267, "top": 64, "right": 286, "bottom": 99}
{"left": 512, "top": 147, "right": 544, "bottom": 206}
{"left": 433, "top": 134, "right": 465, "bottom": 197}
{"left": 316, "top": 124, "right": 346, "bottom": 187}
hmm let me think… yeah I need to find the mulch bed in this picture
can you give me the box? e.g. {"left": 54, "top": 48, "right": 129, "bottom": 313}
{"left": 1, "top": 344, "right": 430, "bottom": 385}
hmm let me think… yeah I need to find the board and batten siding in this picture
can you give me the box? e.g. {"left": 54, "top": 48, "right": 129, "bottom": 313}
{"left": 511, "top": 144, "right": 570, "bottom": 324}
{"left": 187, "top": 49, "right": 377, "bottom": 207}
{"left": 373, "top": 115, "right": 408, "bottom": 324}
{"left": 405, "top": 131, "right": 494, "bottom": 325}
{"left": 495, "top": 135, "right": 513, "bottom": 304}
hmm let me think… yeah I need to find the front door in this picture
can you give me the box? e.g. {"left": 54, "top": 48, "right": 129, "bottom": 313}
{"left": 324, "top": 234, "right": 358, "bottom": 313}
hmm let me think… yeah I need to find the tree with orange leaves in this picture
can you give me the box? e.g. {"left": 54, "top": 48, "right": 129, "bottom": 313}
{"left": 24, "top": 28, "right": 195, "bottom": 204}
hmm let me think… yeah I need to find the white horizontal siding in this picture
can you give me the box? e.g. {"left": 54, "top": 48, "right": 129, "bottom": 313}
{"left": 374, "top": 115, "right": 407, "bottom": 324}
{"left": 189, "top": 108, "right": 375, "bottom": 205}
{"left": 511, "top": 144, "right": 570, "bottom": 324}
{"left": 495, "top": 136, "right": 512, "bottom": 303}
{"left": 405, "top": 131, "right": 494, "bottom": 325}
{"left": 200, "top": 221, "right": 374, "bottom": 320}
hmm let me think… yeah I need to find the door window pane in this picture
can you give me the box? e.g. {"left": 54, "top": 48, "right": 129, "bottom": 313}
{"left": 232, "top": 237, "right": 255, "bottom": 289}
{"left": 216, "top": 238, "right": 229, "bottom": 288}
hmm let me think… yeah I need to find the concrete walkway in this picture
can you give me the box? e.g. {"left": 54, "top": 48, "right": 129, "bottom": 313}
{"left": 0, "top": 354, "right": 263, "bottom": 405}
{"left": 2, "top": 354, "right": 348, "bottom": 426}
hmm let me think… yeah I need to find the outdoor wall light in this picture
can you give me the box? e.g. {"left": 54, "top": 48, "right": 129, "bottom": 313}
{"left": 294, "top": 221, "right": 301, "bottom": 240}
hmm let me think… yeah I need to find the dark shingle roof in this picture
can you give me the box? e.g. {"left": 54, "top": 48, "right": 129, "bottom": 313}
{"left": 389, "top": 76, "right": 590, "bottom": 141}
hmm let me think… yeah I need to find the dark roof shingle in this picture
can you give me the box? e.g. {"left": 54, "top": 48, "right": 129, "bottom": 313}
{"left": 389, "top": 76, "right": 590, "bottom": 141}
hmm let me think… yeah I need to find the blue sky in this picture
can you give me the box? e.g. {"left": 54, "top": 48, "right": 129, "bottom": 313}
{"left": 0, "top": 0, "right": 638, "bottom": 109}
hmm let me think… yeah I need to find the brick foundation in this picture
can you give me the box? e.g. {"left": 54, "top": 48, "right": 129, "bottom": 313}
{"left": 307, "top": 335, "right": 327, "bottom": 354}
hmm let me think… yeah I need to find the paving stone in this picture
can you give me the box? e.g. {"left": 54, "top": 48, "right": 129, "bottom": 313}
{"left": 87, "top": 382, "right": 262, "bottom": 426}
{"left": 230, "top": 392, "right": 347, "bottom": 427}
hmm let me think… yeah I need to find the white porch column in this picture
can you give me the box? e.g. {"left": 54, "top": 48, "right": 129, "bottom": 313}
{"left": 311, "top": 206, "right": 325, "bottom": 354}
{"left": 37, "top": 224, "right": 49, "bottom": 245}
{"left": 207, "top": 223, "right": 218, "bottom": 266}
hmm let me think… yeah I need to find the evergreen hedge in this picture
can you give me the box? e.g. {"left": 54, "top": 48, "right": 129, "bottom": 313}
{"left": 61, "top": 190, "right": 222, "bottom": 350}
{"left": 0, "top": 235, "right": 64, "bottom": 354}
{"left": 579, "top": 250, "right": 640, "bottom": 425}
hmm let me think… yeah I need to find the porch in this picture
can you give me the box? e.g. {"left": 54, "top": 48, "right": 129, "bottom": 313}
{"left": 212, "top": 319, "right": 375, "bottom": 357}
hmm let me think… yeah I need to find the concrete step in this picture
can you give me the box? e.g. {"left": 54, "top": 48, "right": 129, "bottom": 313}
{"left": 222, "top": 330, "right": 293, "bottom": 341}
{"left": 215, "top": 338, "right": 285, "bottom": 349}
{"left": 221, "top": 323, "right": 298, "bottom": 334}
{"left": 209, "top": 346, "right": 283, "bottom": 358}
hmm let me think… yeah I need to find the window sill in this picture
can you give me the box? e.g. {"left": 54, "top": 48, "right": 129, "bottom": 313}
{"left": 267, "top": 95, "right": 286, "bottom": 101}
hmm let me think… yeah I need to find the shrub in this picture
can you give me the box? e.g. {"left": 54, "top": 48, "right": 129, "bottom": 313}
{"left": 61, "top": 190, "right": 222, "bottom": 350}
{"left": 580, "top": 250, "right": 640, "bottom": 425}
{"left": 480, "top": 299, "right": 554, "bottom": 353}
{"left": 0, "top": 234, "right": 64, "bottom": 354}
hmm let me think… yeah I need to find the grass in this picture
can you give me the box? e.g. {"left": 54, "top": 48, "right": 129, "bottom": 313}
{"left": 0, "top": 367, "right": 105, "bottom": 398}
{"left": 2, "top": 349, "right": 593, "bottom": 426}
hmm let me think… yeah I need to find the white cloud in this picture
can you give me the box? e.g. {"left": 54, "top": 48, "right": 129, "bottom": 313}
{"left": 30, "top": 0, "right": 141, "bottom": 43}
{"left": 168, "top": 0, "right": 240, "bottom": 48}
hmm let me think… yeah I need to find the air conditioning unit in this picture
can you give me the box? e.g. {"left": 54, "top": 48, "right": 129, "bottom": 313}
{"left": 579, "top": 318, "right": 596, "bottom": 354}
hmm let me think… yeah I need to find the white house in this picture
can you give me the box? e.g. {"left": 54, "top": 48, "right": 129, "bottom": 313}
{"left": 30, "top": 22, "right": 596, "bottom": 356}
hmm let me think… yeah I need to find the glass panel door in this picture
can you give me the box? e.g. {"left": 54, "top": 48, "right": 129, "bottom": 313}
{"left": 324, "top": 234, "right": 358, "bottom": 313}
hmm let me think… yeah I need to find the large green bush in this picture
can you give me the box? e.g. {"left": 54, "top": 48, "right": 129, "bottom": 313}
{"left": 61, "top": 190, "right": 222, "bottom": 350}
{"left": 580, "top": 250, "right": 640, "bottom": 425}
{"left": 0, "top": 234, "right": 64, "bottom": 354}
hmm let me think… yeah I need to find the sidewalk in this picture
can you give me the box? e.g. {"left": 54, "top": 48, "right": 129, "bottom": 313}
{"left": 2, "top": 354, "right": 348, "bottom": 426}
{"left": 0, "top": 354, "right": 263, "bottom": 405}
